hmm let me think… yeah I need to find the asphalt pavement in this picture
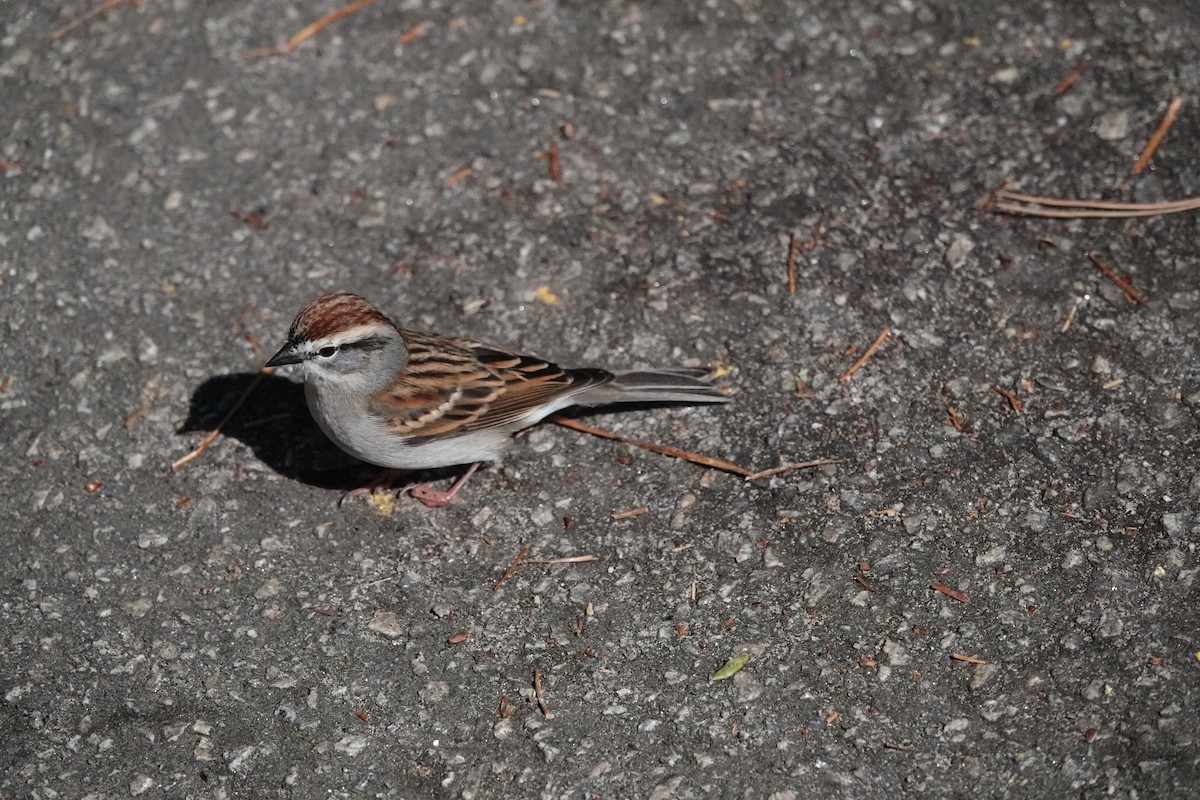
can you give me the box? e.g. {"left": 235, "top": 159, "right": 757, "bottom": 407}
{"left": 2, "top": 1, "right": 1199, "bottom": 797}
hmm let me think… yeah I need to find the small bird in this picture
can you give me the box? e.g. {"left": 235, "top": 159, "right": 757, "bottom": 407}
{"left": 266, "top": 292, "right": 730, "bottom": 506}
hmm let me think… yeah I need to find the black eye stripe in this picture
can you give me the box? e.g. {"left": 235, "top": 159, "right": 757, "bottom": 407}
{"left": 312, "top": 337, "right": 388, "bottom": 359}
{"left": 339, "top": 336, "right": 388, "bottom": 353}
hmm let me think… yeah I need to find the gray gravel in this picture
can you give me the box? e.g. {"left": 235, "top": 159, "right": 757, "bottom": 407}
{"left": 3, "top": 1, "right": 1200, "bottom": 798}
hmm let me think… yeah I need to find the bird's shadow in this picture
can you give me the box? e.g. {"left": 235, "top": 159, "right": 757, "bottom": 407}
{"left": 179, "top": 373, "right": 380, "bottom": 491}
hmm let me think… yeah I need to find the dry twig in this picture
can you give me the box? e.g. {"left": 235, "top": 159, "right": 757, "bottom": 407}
{"left": 1085, "top": 250, "right": 1145, "bottom": 304}
{"left": 492, "top": 546, "right": 529, "bottom": 592}
{"left": 244, "top": 332, "right": 263, "bottom": 361}
{"left": 993, "top": 386, "right": 1022, "bottom": 415}
{"left": 1132, "top": 96, "right": 1183, "bottom": 174}
{"left": 444, "top": 166, "right": 471, "bottom": 186}
{"left": 525, "top": 554, "right": 599, "bottom": 564}
{"left": 397, "top": 21, "right": 426, "bottom": 44}
{"left": 931, "top": 581, "right": 970, "bottom": 603}
{"left": 786, "top": 231, "right": 798, "bottom": 294}
{"left": 231, "top": 303, "right": 256, "bottom": 333}
{"left": 983, "top": 188, "right": 1200, "bottom": 219}
{"left": 611, "top": 506, "right": 648, "bottom": 520}
{"left": 533, "top": 667, "right": 549, "bottom": 716}
{"left": 1060, "top": 302, "right": 1079, "bottom": 333}
{"left": 547, "top": 141, "right": 562, "bottom": 184}
{"left": 172, "top": 370, "right": 268, "bottom": 470}
{"left": 838, "top": 329, "right": 890, "bottom": 383}
{"left": 52, "top": 0, "right": 131, "bottom": 40}
{"left": 553, "top": 416, "right": 751, "bottom": 477}
{"left": 743, "top": 458, "right": 840, "bottom": 482}
{"left": 245, "top": 0, "right": 380, "bottom": 59}
{"left": 1052, "top": 61, "right": 1086, "bottom": 95}
{"left": 950, "top": 652, "right": 988, "bottom": 664}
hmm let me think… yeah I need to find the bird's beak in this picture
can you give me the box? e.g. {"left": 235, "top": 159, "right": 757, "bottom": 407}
{"left": 265, "top": 342, "right": 304, "bottom": 368}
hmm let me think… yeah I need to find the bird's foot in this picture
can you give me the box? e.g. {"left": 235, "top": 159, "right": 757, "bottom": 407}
{"left": 406, "top": 462, "right": 482, "bottom": 508}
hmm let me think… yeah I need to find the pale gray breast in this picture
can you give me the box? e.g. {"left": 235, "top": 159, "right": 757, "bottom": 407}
{"left": 304, "top": 380, "right": 510, "bottom": 469}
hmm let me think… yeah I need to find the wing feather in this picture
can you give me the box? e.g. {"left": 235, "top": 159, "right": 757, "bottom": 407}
{"left": 366, "top": 331, "right": 613, "bottom": 442}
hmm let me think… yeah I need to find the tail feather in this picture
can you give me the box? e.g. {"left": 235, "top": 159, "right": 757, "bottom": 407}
{"left": 573, "top": 367, "right": 730, "bottom": 407}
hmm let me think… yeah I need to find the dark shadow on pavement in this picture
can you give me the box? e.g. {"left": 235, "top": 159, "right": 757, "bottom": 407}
{"left": 178, "top": 372, "right": 372, "bottom": 491}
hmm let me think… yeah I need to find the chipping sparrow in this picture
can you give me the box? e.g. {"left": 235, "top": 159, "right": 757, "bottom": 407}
{"left": 266, "top": 292, "right": 729, "bottom": 506}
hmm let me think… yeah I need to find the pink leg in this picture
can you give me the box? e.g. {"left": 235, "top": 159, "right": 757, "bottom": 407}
{"left": 408, "top": 462, "right": 482, "bottom": 508}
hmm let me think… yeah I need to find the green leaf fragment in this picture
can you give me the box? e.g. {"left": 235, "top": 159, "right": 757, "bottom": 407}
{"left": 711, "top": 653, "right": 750, "bottom": 681}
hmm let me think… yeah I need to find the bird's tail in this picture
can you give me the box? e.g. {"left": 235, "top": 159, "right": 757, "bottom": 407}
{"left": 574, "top": 367, "right": 730, "bottom": 406}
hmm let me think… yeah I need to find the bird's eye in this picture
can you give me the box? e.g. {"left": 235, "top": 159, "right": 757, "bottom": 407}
{"left": 317, "top": 345, "right": 338, "bottom": 358}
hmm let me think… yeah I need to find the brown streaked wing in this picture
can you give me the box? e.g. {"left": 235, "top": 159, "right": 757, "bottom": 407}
{"left": 373, "top": 331, "right": 615, "bottom": 439}
{"left": 367, "top": 330, "right": 505, "bottom": 439}
{"left": 463, "top": 344, "right": 613, "bottom": 431}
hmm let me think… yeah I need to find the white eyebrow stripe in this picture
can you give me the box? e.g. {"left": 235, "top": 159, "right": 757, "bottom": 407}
{"left": 302, "top": 323, "right": 393, "bottom": 350}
